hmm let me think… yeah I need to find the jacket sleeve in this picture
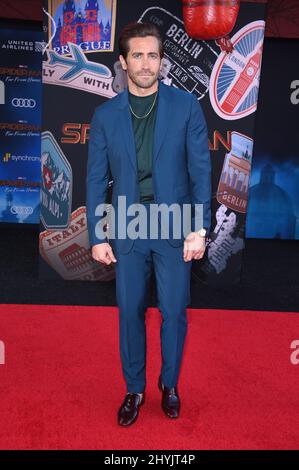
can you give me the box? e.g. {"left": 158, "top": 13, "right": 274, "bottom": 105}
{"left": 186, "top": 94, "right": 212, "bottom": 234}
{"left": 86, "top": 109, "right": 110, "bottom": 247}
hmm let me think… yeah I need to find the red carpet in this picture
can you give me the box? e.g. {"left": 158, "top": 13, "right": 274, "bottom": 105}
{"left": 0, "top": 304, "right": 298, "bottom": 450}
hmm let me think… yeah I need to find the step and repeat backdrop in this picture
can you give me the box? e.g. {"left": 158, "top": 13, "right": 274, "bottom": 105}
{"left": 0, "top": 26, "right": 42, "bottom": 224}
{"left": 40, "top": 0, "right": 266, "bottom": 285}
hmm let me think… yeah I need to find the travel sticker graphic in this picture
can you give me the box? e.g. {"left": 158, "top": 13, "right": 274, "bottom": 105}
{"left": 217, "top": 131, "right": 253, "bottom": 213}
{"left": 39, "top": 206, "right": 115, "bottom": 280}
{"left": 209, "top": 20, "right": 265, "bottom": 120}
{"left": 41, "top": 131, "right": 72, "bottom": 229}
{"left": 139, "top": 6, "right": 219, "bottom": 101}
{"left": 43, "top": 42, "right": 116, "bottom": 98}
{"left": 46, "top": 0, "right": 117, "bottom": 56}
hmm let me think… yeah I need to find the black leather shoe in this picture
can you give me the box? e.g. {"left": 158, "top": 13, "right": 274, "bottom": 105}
{"left": 118, "top": 393, "right": 145, "bottom": 426}
{"left": 158, "top": 376, "right": 180, "bottom": 419}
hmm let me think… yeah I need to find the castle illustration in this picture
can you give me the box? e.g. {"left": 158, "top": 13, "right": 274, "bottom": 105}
{"left": 53, "top": 0, "right": 111, "bottom": 50}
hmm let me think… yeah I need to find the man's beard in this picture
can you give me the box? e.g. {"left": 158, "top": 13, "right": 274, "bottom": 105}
{"left": 128, "top": 70, "right": 159, "bottom": 89}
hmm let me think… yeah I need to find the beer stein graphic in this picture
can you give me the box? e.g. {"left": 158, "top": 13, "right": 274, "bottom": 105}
{"left": 217, "top": 131, "right": 253, "bottom": 213}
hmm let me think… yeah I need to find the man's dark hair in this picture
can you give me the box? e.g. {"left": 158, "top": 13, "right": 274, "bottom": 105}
{"left": 119, "top": 22, "right": 164, "bottom": 60}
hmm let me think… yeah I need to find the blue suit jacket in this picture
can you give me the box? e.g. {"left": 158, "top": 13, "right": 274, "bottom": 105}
{"left": 86, "top": 81, "right": 211, "bottom": 254}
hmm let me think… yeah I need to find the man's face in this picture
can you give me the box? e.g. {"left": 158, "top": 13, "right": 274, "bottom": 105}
{"left": 119, "top": 36, "right": 162, "bottom": 91}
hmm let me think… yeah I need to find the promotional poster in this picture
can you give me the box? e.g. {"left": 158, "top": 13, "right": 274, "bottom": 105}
{"left": 0, "top": 27, "right": 42, "bottom": 224}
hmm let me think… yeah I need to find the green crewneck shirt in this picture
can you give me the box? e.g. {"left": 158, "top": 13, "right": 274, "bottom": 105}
{"left": 128, "top": 90, "right": 158, "bottom": 204}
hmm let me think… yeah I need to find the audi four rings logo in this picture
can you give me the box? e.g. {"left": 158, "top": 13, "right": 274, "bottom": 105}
{"left": 11, "top": 206, "right": 33, "bottom": 215}
{"left": 12, "top": 98, "right": 36, "bottom": 108}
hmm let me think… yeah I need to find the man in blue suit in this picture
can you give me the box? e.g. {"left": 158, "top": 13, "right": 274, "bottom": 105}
{"left": 86, "top": 22, "right": 211, "bottom": 426}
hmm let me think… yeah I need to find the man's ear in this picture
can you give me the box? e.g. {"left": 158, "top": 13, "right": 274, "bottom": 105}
{"left": 119, "top": 55, "right": 127, "bottom": 71}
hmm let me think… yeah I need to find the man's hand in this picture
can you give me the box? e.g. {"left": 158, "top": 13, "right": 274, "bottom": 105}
{"left": 91, "top": 243, "right": 117, "bottom": 265}
{"left": 183, "top": 232, "right": 206, "bottom": 262}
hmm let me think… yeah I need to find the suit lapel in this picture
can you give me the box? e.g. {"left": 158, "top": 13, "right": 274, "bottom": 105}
{"left": 153, "top": 82, "right": 171, "bottom": 163}
{"left": 118, "top": 88, "right": 138, "bottom": 175}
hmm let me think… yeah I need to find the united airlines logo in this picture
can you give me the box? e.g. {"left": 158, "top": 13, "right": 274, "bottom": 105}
{"left": 35, "top": 41, "right": 46, "bottom": 52}
{"left": 43, "top": 42, "right": 116, "bottom": 98}
{"left": 209, "top": 21, "right": 265, "bottom": 120}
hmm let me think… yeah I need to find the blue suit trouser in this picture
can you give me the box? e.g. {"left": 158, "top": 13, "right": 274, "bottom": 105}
{"left": 113, "top": 204, "right": 192, "bottom": 393}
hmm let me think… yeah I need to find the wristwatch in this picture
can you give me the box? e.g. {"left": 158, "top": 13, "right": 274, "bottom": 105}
{"left": 197, "top": 228, "right": 207, "bottom": 238}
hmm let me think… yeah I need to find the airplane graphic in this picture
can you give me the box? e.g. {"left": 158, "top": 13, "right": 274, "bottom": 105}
{"left": 47, "top": 43, "right": 111, "bottom": 81}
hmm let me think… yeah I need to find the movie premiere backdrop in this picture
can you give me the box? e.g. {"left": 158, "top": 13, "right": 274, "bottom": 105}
{"left": 0, "top": 27, "right": 42, "bottom": 224}
{"left": 40, "top": 0, "right": 266, "bottom": 285}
